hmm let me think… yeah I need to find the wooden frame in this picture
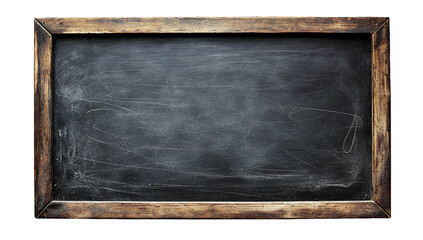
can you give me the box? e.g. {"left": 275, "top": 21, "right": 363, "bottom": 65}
{"left": 35, "top": 17, "right": 390, "bottom": 218}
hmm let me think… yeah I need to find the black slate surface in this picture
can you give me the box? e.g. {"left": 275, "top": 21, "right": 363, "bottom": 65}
{"left": 52, "top": 34, "right": 372, "bottom": 201}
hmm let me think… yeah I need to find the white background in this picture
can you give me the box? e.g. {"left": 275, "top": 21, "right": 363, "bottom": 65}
{"left": 1, "top": 0, "right": 421, "bottom": 239}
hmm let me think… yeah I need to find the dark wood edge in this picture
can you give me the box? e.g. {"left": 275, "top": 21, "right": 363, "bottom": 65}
{"left": 34, "top": 17, "right": 391, "bottom": 219}
{"left": 371, "top": 19, "right": 391, "bottom": 217}
{"left": 35, "top": 17, "right": 388, "bottom": 34}
{"left": 37, "top": 200, "right": 389, "bottom": 219}
{"left": 34, "top": 19, "right": 53, "bottom": 217}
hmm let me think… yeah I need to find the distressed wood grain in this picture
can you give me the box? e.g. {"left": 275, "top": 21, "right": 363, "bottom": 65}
{"left": 34, "top": 19, "right": 53, "bottom": 216}
{"left": 36, "top": 17, "right": 387, "bottom": 34}
{"left": 372, "top": 19, "right": 391, "bottom": 216}
{"left": 34, "top": 17, "right": 391, "bottom": 218}
{"left": 38, "top": 201, "right": 388, "bottom": 218}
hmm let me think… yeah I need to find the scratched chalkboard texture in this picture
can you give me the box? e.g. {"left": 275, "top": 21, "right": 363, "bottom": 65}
{"left": 53, "top": 34, "right": 372, "bottom": 201}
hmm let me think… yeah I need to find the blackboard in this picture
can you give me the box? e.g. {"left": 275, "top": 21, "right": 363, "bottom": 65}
{"left": 52, "top": 33, "right": 372, "bottom": 202}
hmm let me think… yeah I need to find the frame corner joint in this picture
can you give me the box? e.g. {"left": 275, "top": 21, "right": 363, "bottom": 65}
{"left": 372, "top": 200, "right": 391, "bottom": 218}
{"left": 35, "top": 18, "right": 53, "bottom": 37}
{"left": 35, "top": 200, "right": 53, "bottom": 218}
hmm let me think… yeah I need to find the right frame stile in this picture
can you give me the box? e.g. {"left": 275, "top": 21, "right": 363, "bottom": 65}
{"left": 371, "top": 18, "right": 391, "bottom": 217}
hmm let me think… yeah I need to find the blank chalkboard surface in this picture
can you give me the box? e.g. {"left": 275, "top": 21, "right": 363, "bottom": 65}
{"left": 52, "top": 33, "right": 372, "bottom": 201}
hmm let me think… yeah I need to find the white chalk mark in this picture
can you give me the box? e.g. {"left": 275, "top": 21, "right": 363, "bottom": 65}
{"left": 246, "top": 125, "right": 252, "bottom": 138}
{"left": 60, "top": 95, "right": 138, "bottom": 113}
{"left": 284, "top": 150, "right": 329, "bottom": 174}
{"left": 86, "top": 134, "right": 115, "bottom": 146}
{"left": 288, "top": 106, "right": 361, "bottom": 119}
{"left": 79, "top": 156, "right": 134, "bottom": 168}
{"left": 343, "top": 114, "right": 360, "bottom": 154}
{"left": 98, "top": 187, "right": 146, "bottom": 197}
{"left": 85, "top": 108, "right": 120, "bottom": 114}
{"left": 286, "top": 106, "right": 363, "bottom": 153}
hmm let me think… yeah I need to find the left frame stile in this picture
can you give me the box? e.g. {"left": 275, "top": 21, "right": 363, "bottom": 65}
{"left": 34, "top": 19, "right": 53, "bottom": 217}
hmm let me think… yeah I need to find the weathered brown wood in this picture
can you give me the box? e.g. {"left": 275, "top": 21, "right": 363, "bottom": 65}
{"left": 38, "top": 201, "right": 388, "bottom": 219}
{"left": 36, "top": 17, "right": 387, "bottom": 34}
{"left": 372, "top": 19, "right": 391, "bottom": 216}
{"left": 34, "top": 19, "right": 53, "bottom": 217}
{"left": 34, "top": 17, "right": 391, "bottom": 219}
